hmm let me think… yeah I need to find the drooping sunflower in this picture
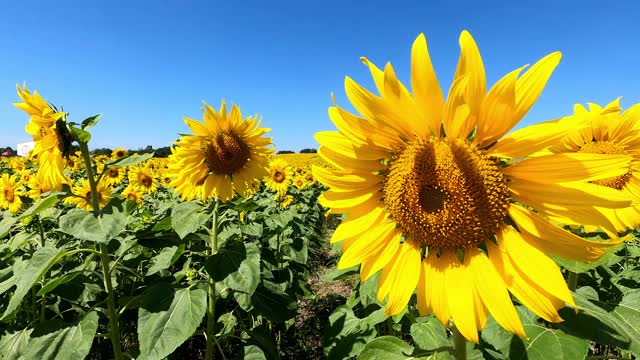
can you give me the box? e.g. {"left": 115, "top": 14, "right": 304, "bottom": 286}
{"left": 313, "top": 31, "right": 632, "bottom": 342}
{"left": 14, "top": 84, "right": 71, "bottom": 190}
{"left": 65, "top": 179, "right": 111, "bottom": 211}
{"left": 264, "top": 158, "right": 293, "bottom": 196}
{"left": 122, "top": 185, "right": 145, "bottom": 206}
{"left": 167, "top": 101, "right": 274, "bottom": 202}
{"left": 0, "top": 174, "right": 25, "bottom": 214}
{"left": 128, "top": 166, "right": 157, "bottom": 194}
{"left": 539, "top": 99, "right": 640, "bottom": 232}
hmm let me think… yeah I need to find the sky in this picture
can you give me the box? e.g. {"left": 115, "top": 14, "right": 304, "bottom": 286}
{"left": 0, "top": 0, "right": 639, "bottom": 151}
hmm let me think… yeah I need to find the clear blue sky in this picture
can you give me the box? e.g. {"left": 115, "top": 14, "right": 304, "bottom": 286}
{"left": 1, "top": 0, "right": 639, "bottom": 151}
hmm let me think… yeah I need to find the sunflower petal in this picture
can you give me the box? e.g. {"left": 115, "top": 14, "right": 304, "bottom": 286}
{"left": 411, "top": 33, "right": 445, "bottom": 137}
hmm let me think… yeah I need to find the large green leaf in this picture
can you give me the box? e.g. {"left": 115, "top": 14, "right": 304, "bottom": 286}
{"left": 240, "top": 345, "right": 267, "bottom": 360}
{"left": 250, "top": 284, "right": 297, "bottom": 323}
{"left": 17, "top": 194, "right": 61, "bottom": 221}
{"left": 410, "top": 316, "right": 451, "bottom": 351}
{"left": 357, "top": 336, "right": 415, "bottom": 360}
{"left": 2, "top": 246, "right": 65, "bottom": 320}
{"left": 137, "top": 284, "right": 207, "bottom": 360}
{"left": 19, "top": 311, "right": 99, "bottom": 360}
{"left": 205, "top": 241, "right": 260, "bottom": 294}
{"left": 554, "top": 243, "right": 624, "bottom": 273}
{"left": 0, "top": 328, "right": 33, "bottom": 360}
{"left": 170, "top": 202, "right": 208, "bottom": 239}
{"left": 58, "top": 208, "right": 126, "bottom": 243}
{"left": 0, "top": 216, "right": 17, "bottom": 238}
{"left": 146, "top": 246, "right": 179, "bottom": 276}
{"left": 106, "top": 153, "right": 153, "bottom": 167}
{"left": 323, "top": 305, "right": 378, "bottom": 359}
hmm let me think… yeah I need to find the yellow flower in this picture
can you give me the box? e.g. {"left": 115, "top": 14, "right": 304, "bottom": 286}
{"left": 279, "top": 194, "right": 294, "bottom": 208}
{"left": 27, "top": 172, "right": 52, "bottom": 200}
{"left": 293, "top": 175, "right": 307, "bottom": 190}
{"left": 167, "top": 100, "right": 274, "bottom": 202}
{"left": 314, "top": 31, "right": 631, "bottom": 343}
{"left": 111, "top": 148, "right": 128, "bottom": 159}
{"left": 128, "top": 166, "right": 157, "bottom": 194}
{"left": 239, "top": 211, "right": 246, "bottom": 223}
{"left": 304, "top": 172, "right": 315, "bottom": 185}
{"left": 265, "top": 158, "right": 293, "bottom": 196}
{"left": 102, "top": 165, "right": 126, "bottom": 186}
{"left": 122, "top": 185, "right": 144, "bottom": 206}
{"left": 19, "top": 170, "right": 32, "bottom": 185}
{"left": 65, "top": 179, "right": 111, "bottom": 211}
{"left": 14, "top": 84, "right": 70, "bottom": 190}
{"left": 539, "top": 99, "right": 640, "bottom": 232}
{"left": 0, "top": 174, "right": 25, "bottom": 214}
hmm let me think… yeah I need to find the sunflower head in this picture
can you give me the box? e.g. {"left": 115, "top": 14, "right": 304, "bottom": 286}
{"left": 314, "top": 31, "right": 631, "bottom": 343}
{"left": 279, "top": 194, "right": 294, "bottom": 208}
{"left": 167, "top": 100, "right": 274, "bottom": 202}
{"left": 129, "top": 166, "right": 157, "bottom": 194}
{"left": 122, "top": 185, "right": 144, "bottom": 206}
{"left": 65, "top": 179, "right": 111, "bottom": 211}
{"left": 264, "top": 158, "right": 293, "bottom": 196}
{"left": 0, "top": 174, "right": 25, "bottom": 214}
{"left": 112, "top": 148, "right": 128, "bottom": 159}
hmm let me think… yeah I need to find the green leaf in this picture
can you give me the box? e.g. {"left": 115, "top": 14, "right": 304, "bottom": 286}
{"left": 59, "top": 208, "right": 126, "bottom": 243}
{"left": 240, "top": 345, "right": 267, "bottom": 360}
{"left": 146, "top": 246, "right": 179, "bottom": 276}
{"left": 0, "top": 216, "right": 17, "bottom": 238}
{"left": 357, "top": 336, "right": 415, "bottom": 360}
{"left": 411, "top": 316, "right": 450, "bottom": 351}
{"left": 322, "top": 265, "right": 358, "bottom": 282}
{"left": 240, "top": 223, "right": 263, "bottom": 237}
{"left": 20, "top": 311, "right": 99, "bottom": 360}
{"left": 206, "top": 241, "right": 260, "bottom": 294}
{"left": 250, "top": 284, "right": 297, "bottom": 323}
{"left": 2, "top": 246, "right": 65, "bottom": 320}
{"left": 80, "top": 114, "right": 101, "bottom": 130}
{"left": 171, "top": 202, "right": 208, "bottom": 239}
{"left": 0, "top": 328, "right": 32, "bottom": 360}
{"left": 37, "top": 271, "right": 82, "bottom": 296}
{"left": 137, "top": 284, "right": 207, "bottom": 360}
{"left": 282, "top": 237, "right": 308, "bottom": 264}
{"left": 17, "top": 194, "right": 61, "bottom": 221}
{"left": 323, "top": 305, "right": 378, "bottom": 359}
{"left": 106, "top": 153, "right": 154, "bottom": 167}
{"left": 69, "top": 126, "right": 91, "bottom": 143}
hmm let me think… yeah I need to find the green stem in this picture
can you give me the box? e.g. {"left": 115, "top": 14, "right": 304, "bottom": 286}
{"left": 79, "top": 142, "right": 123, "bottom": 360}
{"left": 567, "top": 271, "right": 579, "bottom": 292}
{"left": 453, "top": 326, "right": 467, "bottom": 360}
{"left": 37, "top": 218, "right": 46, "bottom": 247}
{"left": 205, "top": 200, "right": 220, "bottom": 360}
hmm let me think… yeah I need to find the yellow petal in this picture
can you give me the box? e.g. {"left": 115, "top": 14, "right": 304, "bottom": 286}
{"left": 453, "top": 30, "right": 486, "bottom": 114}
{"left": 184, "top": 118, "right": 210, "bottom": 137}
{"left": 318, "top": 188, "right": 380, "bottom": 212}
{"left": 411, "top": 33, "right": 445, "bottom": 137}
{"left": 443, "top": 251, "right": 479, "bottom": 343}
{"left": 466, "top": 247, "right": 525, "bottom": 337}
{"left": 312, "top": 166, "right": 379, "bottom": 191}
{"left": 382, "top": 62, "right": 429, "bottom": 139}
{"left": 502, "top": 153, "right": 631, "bottom": 183}
{"left": 443, "top": 73, "right": 473, "bottom": 139}
{"left": 330, "top": 206, "right": 387, "bottom": 244}
{"left": 513, "top": 52, "right": 562, "bottom": 121}
{"left": 338, "top": 221, "right": 398, "bottom": 269}
{"left": 416, "top": 259, "right": 432, "bottom": 316}
{"left": 360, "top": 232, "right": 402, "bottom": 281}
{"left": 384, "top": 241, "right": 422, "bottom": 315}
{"left": 429, "top": 253, "right": 451, "bottom": 327}
{"left": 315, "top": 132, "right": 388, "bottom": 161}
{"left": 489, "top": 118, "right": 567, "bottom": 158}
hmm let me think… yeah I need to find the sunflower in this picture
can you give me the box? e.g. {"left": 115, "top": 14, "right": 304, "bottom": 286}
{"left": 535, "top": 99, "right": 640, "bottom": 232}
{"left": 0, "top": 174, "right": 25, "bottom": 214}
{"left": 65, "top": 179, "right": 111, "bottom": 211}
{"left": 27, "top": 172, "right": 52, "bottom": 200}
{"left": 313, "top": 31, "right": 632, "bottom": 343}
{"left": 14, "top": 84, "right": 70, "bottom": 190}
{"left": 265, "top": 158, "right": 293, "bottom": 196}
{"left": 102, "top": 165, "right": 126, "bottom": 187}
{"left": 293, "top": 176, "right": 307, "bottom": 190}
{"left": 128, "top": 166, "right": 157, "bottom": 194}
{"left": 304, "top": 172, "right": 315, "bottom": 185}
{"left": 167, "top": 100, "right": 274, "bottom": 202}
{"left": 278, "top": 194, "right": 294, "bottom": 208}
{"left": 112, "top": 148, "right": 128, "bottom": 159}
{"left": 19, "top": 170, "right": 33, "bottom": 185}
{"left": 122, "top": 185, "right": 144, "bottom": 206}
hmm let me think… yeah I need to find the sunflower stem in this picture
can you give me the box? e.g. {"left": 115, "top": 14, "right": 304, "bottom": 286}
{"left": 205, "top": 200, "right": 220, "bottom": 360}
{"left": 567, "top": 271, "right": 579, "bottom": 292}
{"left": 453, "top": 326, "right": 467, "bottom": 360}
{"left": 79, "top": 141, "right": 123, "bottom": 360}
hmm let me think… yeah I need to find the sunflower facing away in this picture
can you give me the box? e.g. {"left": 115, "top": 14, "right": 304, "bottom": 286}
{"left": 168, "top": 100, "right": 274, "bottom": 202}
{"left": 14, "top": 84, "right": 70, "bottom": 190}
{"left": 313, "top": 31, "right": 633, "bottom": 342}
{"left": 542, "top": 99, "right": 640, "bottom": 232}
{"left": 264, "top": 158, "right": 293, "bottom": 196}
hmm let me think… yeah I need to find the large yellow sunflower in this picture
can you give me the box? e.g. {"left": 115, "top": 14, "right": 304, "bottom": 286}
{"left": 264, "top": 158, "right": 293, "bottom": 196}
{"left": 14, "top": 84, "right": 70, "bottom": 190}
{"left": 167, "top": 100, "right": 274, "bottom": 202}
{"left": 539, "top": 99, "right": 640, "bottom": 232}
{"left": 313, "top": 31, "right": 632, "bottom": 343}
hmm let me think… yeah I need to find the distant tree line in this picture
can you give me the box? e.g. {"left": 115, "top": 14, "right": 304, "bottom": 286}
{"left": 276, "top": 148, "right": 317, "bottom": 154}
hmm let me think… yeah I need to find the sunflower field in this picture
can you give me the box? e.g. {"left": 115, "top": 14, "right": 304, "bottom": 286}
{"left": 1, "top": 30, "right": 640, "bottom": 360}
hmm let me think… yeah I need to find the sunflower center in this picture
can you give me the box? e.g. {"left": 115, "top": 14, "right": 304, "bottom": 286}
{"left": 383, "top": 138, "right": 510, "bottom": 251}
{"left": 140, "top": 175, "right": 153, "bottom": 188}
{"left": 108, "top": 168, "right": 120, "bottom": 178}
{"left": 579, "top": 141, "right": 631, "bottom": 190}
{"left": 273, "top": 171, "right": 285, "bottom": 183}
{"left": 203, "top": 132, "right": 250, "bottom": 175}
{"left": 127, "top": 193, "right": 137, "bottom": 201}
{"left": 4, "top": 189, "right": 14, "bottom": 202}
